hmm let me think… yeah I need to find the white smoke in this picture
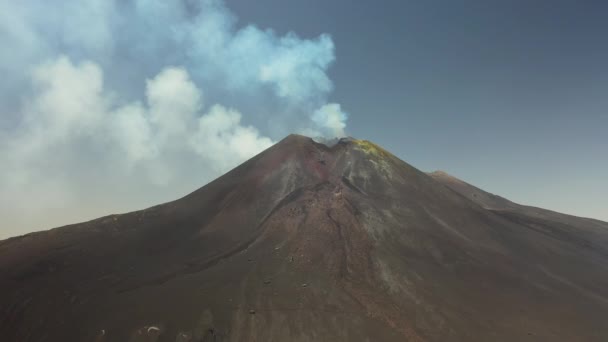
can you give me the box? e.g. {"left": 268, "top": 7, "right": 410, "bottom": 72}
{"left": 0, "top": 0, "right": 350, "bottom": 238}
{"left": 312, "top": 103, "right": 349, "bottom": 138}
{"left": 0, "top": 0, "right": 348, "bottom": 128}
{"left": 0, "top": 56, "right": 274, "bottom": 238}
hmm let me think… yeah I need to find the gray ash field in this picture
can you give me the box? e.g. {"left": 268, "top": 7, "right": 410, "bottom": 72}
{"left": 2, "top": 134, "right": 608, "bottom": 341}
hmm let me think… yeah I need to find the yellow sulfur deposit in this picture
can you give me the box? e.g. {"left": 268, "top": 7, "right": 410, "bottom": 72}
{"left": 352, "top": 139, "right": 391, "bottom": 158}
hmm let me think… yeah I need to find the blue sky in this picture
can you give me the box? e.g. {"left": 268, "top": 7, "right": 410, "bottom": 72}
{"left": 228, "top": 0, "right": 608, "bottom": 221}
{"left": 0, "top": 0, "right": 606, "bottom": 238}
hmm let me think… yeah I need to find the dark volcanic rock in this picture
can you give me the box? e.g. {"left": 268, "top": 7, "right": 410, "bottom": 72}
{"left": 2, "top": 134, "right": 608, "bottom": 341}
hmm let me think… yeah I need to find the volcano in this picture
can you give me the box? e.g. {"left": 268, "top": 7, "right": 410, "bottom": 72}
{"left": 2, "top": 134, "right": 608, "bottom": 341}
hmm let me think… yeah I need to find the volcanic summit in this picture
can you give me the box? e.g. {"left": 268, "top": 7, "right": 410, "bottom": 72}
{"left": 2, "top": 134, "right": 608, "bottom": 341}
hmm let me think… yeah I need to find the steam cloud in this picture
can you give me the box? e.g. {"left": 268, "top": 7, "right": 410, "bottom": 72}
{"left": 0, "top": 0, "right": 348, "bottom": 238}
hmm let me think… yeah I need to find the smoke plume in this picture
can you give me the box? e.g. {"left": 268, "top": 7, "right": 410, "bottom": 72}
{"left": 0, "top": 0, "right": 348, "bottom": 238}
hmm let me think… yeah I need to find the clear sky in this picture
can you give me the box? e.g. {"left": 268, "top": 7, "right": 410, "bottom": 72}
{"left": 0, "top": 0, "right": 606, "bottom": 239}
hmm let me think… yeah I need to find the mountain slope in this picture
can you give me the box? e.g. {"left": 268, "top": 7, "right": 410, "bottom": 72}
{"left": 1, "top": 135, "right": 608, "bottom": 342}
{"left": 429, "top": 170, "right": 608, "bottom": 261}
